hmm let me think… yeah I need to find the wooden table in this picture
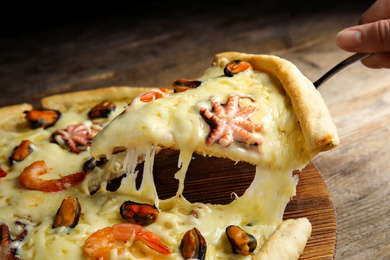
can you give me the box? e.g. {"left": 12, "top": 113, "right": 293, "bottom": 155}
{"left": 1, "top": 1, "right": 388, "bottom": 259}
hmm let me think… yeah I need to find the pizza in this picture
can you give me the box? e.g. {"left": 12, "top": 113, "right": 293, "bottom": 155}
{"left": 0, "top": 52, "right": 339, "bottom": 260}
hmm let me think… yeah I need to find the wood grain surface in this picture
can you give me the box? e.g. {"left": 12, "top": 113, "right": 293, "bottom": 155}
{"left": 1, "top": 1, "right": 389, "bottom": 259}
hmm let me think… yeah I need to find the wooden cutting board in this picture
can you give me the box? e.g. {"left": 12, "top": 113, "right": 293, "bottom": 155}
{"left": 110, "top": 149, "right": 337, "bottom": 259}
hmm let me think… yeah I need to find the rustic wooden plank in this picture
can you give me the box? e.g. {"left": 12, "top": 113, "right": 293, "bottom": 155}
{"left": 0, "top": 2, "right": 369, "bottom": 108}
{"left": 272, "top": 27, "right": 390, "bottom": 257}
{"left": 279, "top": 31, "right": 390, "bottom": 260}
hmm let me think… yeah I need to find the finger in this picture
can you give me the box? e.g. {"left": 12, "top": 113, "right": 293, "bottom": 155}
{"left": 361, "top": 52, "right": 390, "bottom": 68}
{"left": 359, "top": 0, "right": 390, "bottom": 24}
{"left": 336, "top": 19, "right": 390, "bottom": 53}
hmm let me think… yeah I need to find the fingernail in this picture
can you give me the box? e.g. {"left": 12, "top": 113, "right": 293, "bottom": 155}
{"left": 337, "top": 30, "right": 362, "bottom": 49}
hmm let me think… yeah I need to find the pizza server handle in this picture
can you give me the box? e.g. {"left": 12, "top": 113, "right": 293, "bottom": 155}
{"left": 313, "top": 53, "right": 372, "bottom": 88}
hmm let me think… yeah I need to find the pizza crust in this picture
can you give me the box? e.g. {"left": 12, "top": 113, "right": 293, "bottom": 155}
{"left": 0, "top": 87, "right": 149, "bottom": 132}
{"left": 214, "top": 52, "right": 339, "bottom": 156}
{"left": 0, "top": 103, "right": 33, "bottom": 132}
{"left": 254, "top": 218, "right": 312, "bottom": 260}
{"left": 41, "top": 86, "right": 150, "bottom": 112}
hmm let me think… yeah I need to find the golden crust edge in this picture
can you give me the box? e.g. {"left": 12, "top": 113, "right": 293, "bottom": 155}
{"left": 214, "top": 52, "right": 340, "bottom": 156}
{"left": 0, "top": 87, "right": 151, "bottom": 131}
{"left": 0, "top": 103, "right": 33, "bottom": 132}
{"left": 253, "top": 218, "right": 312, "bottom": 260}
{"left": 0, "top": 103, "right": 33, "bottom": 120}
{"left": 41, "top": 86, "right": 152, "bottom": 112}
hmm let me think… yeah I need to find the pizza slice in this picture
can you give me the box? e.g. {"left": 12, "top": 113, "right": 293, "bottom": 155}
{"left": 88, "top": 52, "right": 339, "bottom": 259}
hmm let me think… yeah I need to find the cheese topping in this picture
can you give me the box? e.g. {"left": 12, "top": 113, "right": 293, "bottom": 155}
{"left": 0, "top": 57, "right": 311, "bottom": 259}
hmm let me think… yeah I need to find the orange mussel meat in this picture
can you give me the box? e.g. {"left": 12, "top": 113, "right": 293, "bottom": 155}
{"left": 180, "top": 227, "right": 207, "bottom": 260}
{"left": 24, "top": 108, "right": 61, "bottom": 129}
{"left": 88, "top": 101, "right": 116, "bottom": 119}
{"left": 172, "top": 79, "right": 202, "bottom": 93}
{"left": 9, "top": 140, "right": 33, "bottom": 165}
{"left": 52, "top": 196, "right": 82, "bottom": 228}
{"left": 120, "top": 201, "right": 159, "bottom": 226}
{"left": 225, "top": 225, "right": 257, "bottom": 256}
{"left": 223, "top": 60, "right": 253, "bottom": 77}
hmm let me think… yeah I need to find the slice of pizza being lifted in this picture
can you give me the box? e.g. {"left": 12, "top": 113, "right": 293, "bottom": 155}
{"left": 89, "top": 52, "right": 339, "bottom": 259}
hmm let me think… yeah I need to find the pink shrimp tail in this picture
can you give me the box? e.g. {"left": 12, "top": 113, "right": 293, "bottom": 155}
{"left": 84, "top": 223, "right": 171, "bottom": 259}
{"left": 138, "top": 230, "right": 171, "bottom": 255}
{"left": 115, "top": 223, "right": 171, "bottom": 255}
{"left": 19, "top": 160, "right": 87, "bottom": 192}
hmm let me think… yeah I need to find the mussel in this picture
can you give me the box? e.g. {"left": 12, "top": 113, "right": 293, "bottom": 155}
{"left": 223, "top": 60, "right": 253, "bottom": 77}
{"left": 9, "top": 140, "right": 32, "bottom": 165}
{"left": 88, "top": 101, "right": 116, "bottom": 119}
{"left": 180, "top": 227, "right": 207, "bottom": 260}
{"left": 138, "top": 88, "right": 170, "bottom": 103}
{"left": 172, "top": 79, "right": 202, "bottom": 93}
{"left": 226, "top": 225, "right": 257, "bottom": 256}
{"left": 83, "top": 156, "right": 107, "bottom": 173}
{"left": 52, "top": 197, "right": 82, "bottom": 229}
{"left": 120, "top": 201, "right": 158, "bottom": 226}
{"left": 24, "top": 108, "right": 61, "bottom": 129}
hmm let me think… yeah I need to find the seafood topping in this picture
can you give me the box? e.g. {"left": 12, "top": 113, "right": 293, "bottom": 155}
{"left": 83, "top": 156, "right": 107, "bottom": 173}
{"left": 52, "top": 197, "right": 82, "bottom": 229}
{"left": 0, "top": 167, "right": 7, "bottom": 178}
{"left": 19, "top": 160, "right": 87, "bottom": 192}
{"left": 0, "top": 223, "right": 28, "bottom": 260}
{"left": 120, "top": 201, "right": 159, "bottom": 226}
{"left": 84, "top": 223, "right": 171, "bottom": 259}
{"left": 200, "top": 94, "right": 263, "bottom": 146}
{"left": 180, "top": 227, "right": 207, "bottom": 260}
{"left": 172, "top": 79, "right": 202, "bottom": 93}
{"left": 88, "top": 101, "right": 116, "bottom": 119}
{"left": 225, "top": 225, "right": 257, "bottom": 256}
{"left": 9, "top": 140, "right": 32, "bottom": 165}
{"left": 24, "top": 108, "right": 61, "bottom": 129}
{"left": 224, "top": 60, "right": 253, "bottom": 77}
{"left": 52, "top": 123, "right": 101, "bottom": 153}
{"left": 139, "top": 88, "right": 170, "bottom": 103}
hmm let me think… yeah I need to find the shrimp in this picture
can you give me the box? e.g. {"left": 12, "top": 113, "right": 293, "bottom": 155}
{"left": 139, "top": 88, "right": 170, "bottom": 102}
{"left": 0, "top": 167, "right": 6, "bottom": 178}
{"left": 84, "top": 223, "right": 171, "bottom": 260}
{"left": 19, "top": 160, "right": 86, "bottom": 192}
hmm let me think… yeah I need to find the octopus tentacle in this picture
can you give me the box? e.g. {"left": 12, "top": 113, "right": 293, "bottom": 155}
{"left": 53, "top": 123, "right": 101, "bottom": 153}
{"left": 224, "top": 94, "right": 240, "bottom": 117}
{"left": 233, "top": 119, "right": 263, "bottom": 132}
{"left": 210, "top": 97, "right": 225, "bottom": 116}
{"left": 200, "top": 94, "right": 264, "bottom": 146}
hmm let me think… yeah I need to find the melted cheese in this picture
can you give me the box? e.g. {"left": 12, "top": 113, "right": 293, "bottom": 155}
{"left": 0, "top": 58, "right": 311, "bottom": 260}
{"left": 92, "top": 59, "right": 310, "bottom": 169}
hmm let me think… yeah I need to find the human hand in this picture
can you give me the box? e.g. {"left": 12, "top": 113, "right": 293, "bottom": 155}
{"left": 336, "top": 0, "right": 390, "bottom": 68}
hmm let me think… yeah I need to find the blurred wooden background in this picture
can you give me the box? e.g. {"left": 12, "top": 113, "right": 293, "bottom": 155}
{"left": 1, "top": 1, "right": 389, "bottom": 259}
